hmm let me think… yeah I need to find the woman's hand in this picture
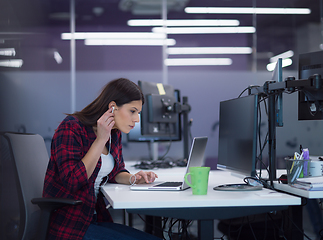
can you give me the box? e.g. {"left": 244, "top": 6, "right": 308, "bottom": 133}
{"left": 82, "top": 107, "right": 115, "bottom": 179}
{"left": 130, "top": 170, "right": 158, "bottom": 184}
{"left": 96, "top": 107, "right": 115, "bottom": 143}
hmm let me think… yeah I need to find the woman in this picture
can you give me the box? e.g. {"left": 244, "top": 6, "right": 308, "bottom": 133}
{"left": 43, "top": 78, "right": 160, "bottom": 240}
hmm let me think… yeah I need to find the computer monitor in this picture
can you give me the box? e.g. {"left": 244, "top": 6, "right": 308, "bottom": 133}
{"left": 217, "top": 94, "right": 259, "bottom": 177}
{"left": 127, "top": 81, "right": 182, "bottom": 142}
{"left": 298, "top": 50, "right": 323, "bottom": 120}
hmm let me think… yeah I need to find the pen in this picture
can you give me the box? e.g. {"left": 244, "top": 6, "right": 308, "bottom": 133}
{"left": 291, "top": 163, "right": 303, "bottom": 183}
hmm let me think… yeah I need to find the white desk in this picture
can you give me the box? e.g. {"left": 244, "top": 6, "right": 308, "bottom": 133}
{"left": 101, "top": 162, "right": 301, "bottom": 239}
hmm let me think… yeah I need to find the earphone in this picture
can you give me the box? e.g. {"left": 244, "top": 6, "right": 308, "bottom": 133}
{"left": 109, "top": 106, "right": 115, "bottom": 153}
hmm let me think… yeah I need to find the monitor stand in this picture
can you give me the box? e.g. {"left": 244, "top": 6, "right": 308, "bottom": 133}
{"left": 151, "top": 141, "right": 158, "bottom": 161}
{"left": 213, "top": 183, "right": 263, "bottom": 191}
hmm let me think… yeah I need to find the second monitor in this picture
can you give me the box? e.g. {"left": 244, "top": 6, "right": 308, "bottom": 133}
{"left": 217, "top": 94, "right": 259, "bottom": 177}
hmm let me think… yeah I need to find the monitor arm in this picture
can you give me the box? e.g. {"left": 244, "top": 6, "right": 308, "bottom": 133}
{"left": 175, "top": 96, "right": 191, "bottom": 160}
{"left": 249, "top": 74, "right": 323, "bottom": 186}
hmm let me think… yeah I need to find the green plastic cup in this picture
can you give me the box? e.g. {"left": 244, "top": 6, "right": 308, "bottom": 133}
{"left": 184, "top": 167, "right": 210, "bottom": 195}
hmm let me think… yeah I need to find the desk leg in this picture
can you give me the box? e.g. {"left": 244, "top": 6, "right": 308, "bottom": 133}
{"left": 198, "top": 219, "right": 214, "bottom": 240}
{"left": 123, "top": 210, "right": 133, "bottom": 227}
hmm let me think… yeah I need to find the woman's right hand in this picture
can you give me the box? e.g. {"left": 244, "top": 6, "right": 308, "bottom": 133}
{"left": 96, "top": 107, "right": 115, "bottom": 143}
{"left": 82, "top": 107, "right": 115, "bottom": 179}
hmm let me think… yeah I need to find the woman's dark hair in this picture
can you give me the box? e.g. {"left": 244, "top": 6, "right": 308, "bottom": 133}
{"left": 70, "top": 78, "right": 144, "bottom": 126}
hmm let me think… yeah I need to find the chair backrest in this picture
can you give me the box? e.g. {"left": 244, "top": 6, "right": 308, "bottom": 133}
{"left": 0, "top": 132, "right": 49, "bottom": 240}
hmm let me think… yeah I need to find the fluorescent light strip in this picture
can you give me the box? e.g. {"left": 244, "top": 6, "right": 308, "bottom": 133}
{"left": 127, "top": 19, "right": 240, "bottom": 26}
{"left": 152, "top": 26, "right": 255, "bottom": 34}
{"left": 165, "top": 58, "right": 232, "bottom": 66}
{"left": 54, "top": 51, "right": 63, "bottom": 64}
{"left": 167, "top": 47, "right": 252, "bottom": 55}
{"left": 267, "top": 58, "right": 292, "bottom": 71}
{"left": 185, "top": 7, "right": 311, "bottom": 14}
{"left": 61, "top": 32, "right": 166, "bottom": 40}
{"left": 0, "top": 59, "right": 23, "bottom": 68}
{"left": 0, "top": 48, "right": 16, "bottom": 56}
{"left": 270, "top": 50, "right": 294, "bottom": 63}
{"left": 85, "top": 39, "right": 176, "bottom": 46}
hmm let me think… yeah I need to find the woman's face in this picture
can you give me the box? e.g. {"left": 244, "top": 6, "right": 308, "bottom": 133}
{"left": 113, "top": 100, "right": 142, "bottom": 134}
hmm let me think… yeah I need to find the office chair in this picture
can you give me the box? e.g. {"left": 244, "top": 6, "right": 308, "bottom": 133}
{"left": 0, "top": 132, "right": 82, "bottom": 240}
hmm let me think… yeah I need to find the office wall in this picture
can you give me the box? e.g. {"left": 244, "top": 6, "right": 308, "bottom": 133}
{"left": 1, "top": 69, "right": 322, "bottom": 167}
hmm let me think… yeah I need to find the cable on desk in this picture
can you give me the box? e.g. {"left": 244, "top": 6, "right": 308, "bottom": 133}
{"left": 132, "top": 158, "right": 187, "bottom": 170}
{"left": 243, "top": 176, "right": 273, "bottom": 190}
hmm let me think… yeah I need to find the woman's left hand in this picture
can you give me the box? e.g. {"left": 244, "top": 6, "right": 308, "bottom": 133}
{"left": 131, "top": 170, "right": 158, "bottom": 184}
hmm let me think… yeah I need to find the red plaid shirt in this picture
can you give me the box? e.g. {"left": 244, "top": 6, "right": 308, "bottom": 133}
{"left": 43, "top": 115, "right": 128, "bottom": 240}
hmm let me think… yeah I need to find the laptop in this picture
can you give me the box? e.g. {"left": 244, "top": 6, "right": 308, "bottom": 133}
{"left": 130, "top": 136, "right": 208, "bottom": 191}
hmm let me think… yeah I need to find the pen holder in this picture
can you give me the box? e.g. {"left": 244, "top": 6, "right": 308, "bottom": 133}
{"left": 285, "top": 158, "right": 311, "bottom": 184}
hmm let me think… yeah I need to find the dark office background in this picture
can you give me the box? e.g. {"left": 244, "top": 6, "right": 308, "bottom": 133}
{"left": 1, "top": 0, "right": 323, "bottom": 164}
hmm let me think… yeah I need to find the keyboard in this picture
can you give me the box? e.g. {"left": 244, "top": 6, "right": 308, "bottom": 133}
{"left": 154, "top": 181, "right": 182, "bottom": 187}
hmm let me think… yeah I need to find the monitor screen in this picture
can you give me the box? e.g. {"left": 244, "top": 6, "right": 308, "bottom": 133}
{"left": 298, "top": 50, "right": 323, "bottom": 120}
{"left": 127, "top": 81, "right": 182, "bottom": 142}
{"left": 217, "top": 94, "right": 258, "bottom": 177}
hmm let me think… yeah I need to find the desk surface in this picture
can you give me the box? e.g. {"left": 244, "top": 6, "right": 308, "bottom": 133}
{"left": 101, "top": 162, "right": 301, "bottom": 210}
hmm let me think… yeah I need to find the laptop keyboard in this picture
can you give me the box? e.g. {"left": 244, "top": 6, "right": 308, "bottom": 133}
{"left": 154, "top": 182, "right": 182, "bottom": 187}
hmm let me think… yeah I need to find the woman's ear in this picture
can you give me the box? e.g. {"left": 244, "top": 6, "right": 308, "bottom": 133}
{"left": 108, "top": 101, "right": 117, "bottom": 110}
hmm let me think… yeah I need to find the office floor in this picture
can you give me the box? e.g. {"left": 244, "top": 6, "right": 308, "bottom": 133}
{"left": 110, "top": 207, "right": 320, "bottom": 240}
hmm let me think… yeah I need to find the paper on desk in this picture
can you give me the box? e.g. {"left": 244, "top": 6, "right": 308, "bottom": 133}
{"left": 255, "top": 191, "right": 283, "bottom": 197}
{"left": 294, "top": 176, "right": 323, "bottom": 191}
{"left": 296, "top": 176, "right": 323, "bottom": 184}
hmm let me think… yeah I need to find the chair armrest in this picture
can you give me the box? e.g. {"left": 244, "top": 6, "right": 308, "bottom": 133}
{"left": 31, "top": 197, "right": 82, "bottom": 210}
{"left": 31, "top": 198, "right": 82, "bottom": 240}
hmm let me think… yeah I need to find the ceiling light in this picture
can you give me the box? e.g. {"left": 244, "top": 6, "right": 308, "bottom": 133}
{"left": 54, "top": 51, "right": 63, "bottom": 64}
{"left": 267, "top": 58, "right": 292, "bottom": 71}
{"left": 152, "top": 26, "right": 255, "bottom": 34}
{"left": 0, "top": 48, "right": 16, "bottom": 56}
{"left": 85, "top": 38, "right": 176, "bottom": 46}
{"left": 0, "top": 59, "right": 23, "bottom": 68}
{"left": 119, "top": 0, "right": 189, "bottom": 15}
{"left": 185, "top": 7, "right": 311, "bottom": 15}
{"left": 165, "top": 58, "right": 232, "bottom": 66}
{"left": 49, "top": 12, "right": 71, "bottom": 20}
{"left": 61, "top": 32, "right": 166, "bottom": 40}
{"left": 167, "top": 47, "right": 252, "bottom": 55}
{"left": 92, "top": 7, "right": 104, "bottom": 16}
{"left": 127, "top": 19, "right": 240, "bottom": 26}
{"left": 270, "top": 50, "right": 294, "bottom": 63}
